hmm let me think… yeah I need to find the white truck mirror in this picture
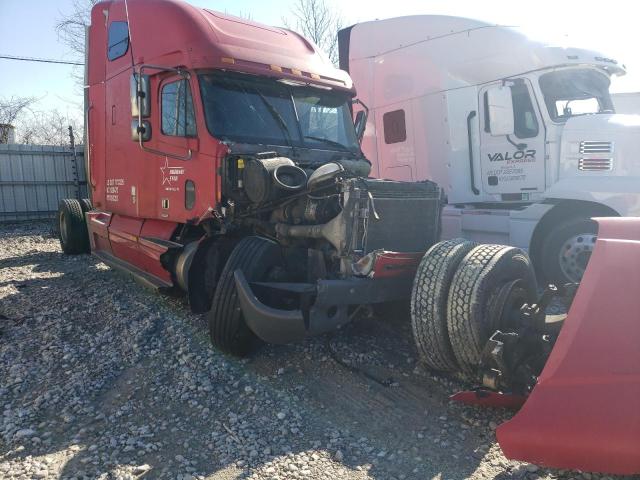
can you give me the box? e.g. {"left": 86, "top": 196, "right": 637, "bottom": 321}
{"left": 487, "top": 86, "right": 515, "bottom": 136}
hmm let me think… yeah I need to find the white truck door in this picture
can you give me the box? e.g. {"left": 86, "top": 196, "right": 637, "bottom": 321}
{"left": 479, "top": 79, "right": 545, "bottom": 196}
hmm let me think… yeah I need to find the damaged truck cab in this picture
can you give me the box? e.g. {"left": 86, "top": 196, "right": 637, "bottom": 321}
{"left": 59, "top": 0, "right": 441, "bottom": 354}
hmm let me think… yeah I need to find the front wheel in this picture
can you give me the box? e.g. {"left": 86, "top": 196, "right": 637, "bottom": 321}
{"left": 207, "top": 236, "right": 284, "bottom": 356}
{"left": 540, "top": 218, "right": 598, "bottom": 285}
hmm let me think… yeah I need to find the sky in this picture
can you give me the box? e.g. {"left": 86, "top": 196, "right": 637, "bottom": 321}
{"left": 1, "top": 0, "right": 639, "bottom": 122}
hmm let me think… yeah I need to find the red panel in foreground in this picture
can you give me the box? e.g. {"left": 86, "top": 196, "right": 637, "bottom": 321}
{"left": 497, "top": 217, "right": 640, "bottom": 475}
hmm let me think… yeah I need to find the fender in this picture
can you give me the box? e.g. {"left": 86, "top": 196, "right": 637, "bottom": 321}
{"left": 497, "top": 217, "right": 640, "bottom": 475}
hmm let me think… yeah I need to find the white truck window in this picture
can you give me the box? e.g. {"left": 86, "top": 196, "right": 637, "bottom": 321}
{"left": 383, "top": 109, "right": 406, "bottom": 144}
{"left": 511, "top": 83, "right": 539, "bottom": 139}
{"left": 539, "top": 69, "right": 614, "bottom": 122}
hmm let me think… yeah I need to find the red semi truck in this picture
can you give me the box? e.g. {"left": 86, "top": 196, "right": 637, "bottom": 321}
{"left": 57, "top": 0, "right": 442, "bottom": 355}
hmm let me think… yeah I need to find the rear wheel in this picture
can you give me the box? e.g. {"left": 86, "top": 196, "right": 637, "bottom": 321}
{"left": 207, "top": 236, "right": 283, "bottom": 356}
{"left": 447, "top": 244, "right": 537, "bottom": 377}
{"left": 410, "top": 239, "right": 475, "bottom": 372}
{"left": 540, "top": 218, "right": 597, "bottom": 284}
{"left": 57, "top": 199, "right": 90, "bottom": 255}
{"left": 79, "top": 198, "right": 93, "bottom": 214}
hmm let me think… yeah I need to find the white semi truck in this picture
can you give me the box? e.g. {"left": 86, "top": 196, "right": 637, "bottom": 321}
{"left": 338, "top": 16, "right": 640, "bottom": 284}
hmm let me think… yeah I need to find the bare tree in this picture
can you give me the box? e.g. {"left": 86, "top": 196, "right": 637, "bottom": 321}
{"left": 55, "top": 0, "right": 98, "bottom": 61}
{"left": 284, "top": 0, "right": 343, "bottom": 65}
{"left": 18, "top": 110, "right": 83, "bottom": 146}
{"left": 0, "top": 96, "right": 37, "bottom": 143}
{"left": 55, "top": 0, "right": 97, "bottom": 85}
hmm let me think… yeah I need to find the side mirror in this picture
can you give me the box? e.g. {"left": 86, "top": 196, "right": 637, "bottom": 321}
{"left": 352, "top": 98, "right": 369, "bottom": 144}
{"left": 354, "top": 110, "right": 367, "bottom": 143}
{"left": 131, "top": 119, "right": 151, "bottom": 142}
{"left": 487, "top": 86, "right": 514, "bottom": 136}
{"left": 130, "top": 73, "right": 150, "bottom": 117}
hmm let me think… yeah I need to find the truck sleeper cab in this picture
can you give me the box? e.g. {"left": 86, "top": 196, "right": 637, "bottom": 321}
{"left": 58, "top": 0, "right": 442, "bottom": 355}
{"left": 339, "top": 16, "right": 640, "bottom": 285}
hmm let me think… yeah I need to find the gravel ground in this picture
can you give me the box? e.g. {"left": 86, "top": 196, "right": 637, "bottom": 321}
{"left": 0, "top": 221, "right": 634, "bottom": 480}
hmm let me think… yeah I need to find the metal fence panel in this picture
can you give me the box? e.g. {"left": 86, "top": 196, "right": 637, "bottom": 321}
{"left": 0, "top": 144, "right": 87, "bottom": 222}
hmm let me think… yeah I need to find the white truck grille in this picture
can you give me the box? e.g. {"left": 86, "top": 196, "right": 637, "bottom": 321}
{"left": 579, "top": 141, "right": 613, "bottom": 154}
{"left": 578, "top": 158, "right": 613, "bottom": 171}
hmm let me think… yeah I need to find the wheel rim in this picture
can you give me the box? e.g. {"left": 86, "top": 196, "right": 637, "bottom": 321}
{"left": 487, "top": 278, "right": 532, "bottom": 331}
{"left": 558, "top": 233, "right": 597, "bottom": 283}
{"left": 59, "top": 211, "right": 68, "bottom": 244}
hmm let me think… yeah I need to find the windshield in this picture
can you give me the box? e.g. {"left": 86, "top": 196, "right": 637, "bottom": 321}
{"left": 539, "top": 69, "right": 614, "bottom": 122}
{"left": 198, "top": 72, "right": 360, "bottom": 153}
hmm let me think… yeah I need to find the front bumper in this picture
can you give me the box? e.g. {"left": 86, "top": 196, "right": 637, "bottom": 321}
{"left": 234, "top": 270, "right": 414, "bottom": 344}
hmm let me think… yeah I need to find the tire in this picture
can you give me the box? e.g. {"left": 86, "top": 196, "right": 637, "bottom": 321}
{"left": 447, "top": 244, "right": 537, "bottom": 377}
{"left": 57, "top": 199, "right": 90, "bottom": 255}
{"left": 410, "top": 239, "right": 476, "bottom": 372}
{"left": 79, "top": 198, "right": 93, "bottom": 213}
{"left": 540, "top": 218, "right": 598, "bottom": 285}
{"left": 207, "top": 236, "right": 283, "bottom": 356}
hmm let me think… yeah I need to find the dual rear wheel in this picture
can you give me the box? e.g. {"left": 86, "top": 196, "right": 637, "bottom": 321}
{"left": 411, "top": 239, "right": 537, "bottom": 379}
{"left": 57, "top": 198, "right": 92, "bottom": 255}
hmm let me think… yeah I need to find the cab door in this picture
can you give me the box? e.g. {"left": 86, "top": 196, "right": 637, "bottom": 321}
{"left": 145, "top": 74, "right": 200, "bottom": 220}
{"left": 479, "top": 79, "right": 546, "bottom": 196}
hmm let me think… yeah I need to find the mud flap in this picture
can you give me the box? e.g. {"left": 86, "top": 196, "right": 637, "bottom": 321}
{"left": 497, "top": 218, "right": 640, "bottom": 475}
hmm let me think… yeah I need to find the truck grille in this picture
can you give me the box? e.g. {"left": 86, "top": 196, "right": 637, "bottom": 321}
{"left": 579, "top": 141, "right": 613, "bottom": 154}
{"left": 579, "top": 158, "right": 613, "bottom": 171}
{"left": 361, "top": 179, "right": 442, "bottom": 253}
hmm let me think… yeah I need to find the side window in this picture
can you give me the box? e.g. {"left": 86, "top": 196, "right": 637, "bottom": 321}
{"left": 511, "top": 83, "right": 539, "bottom": 139}
{"left": 383, "top": 109, "right": 406, "bottom": 144}
{"left": 161, "top": 80, "right": 196, "bottom": 137}
{"left": 483, "top": 83, "right": 539, "bottom": 138}
{"left": 107, "top": 22, "right": 129, "bottom": 61}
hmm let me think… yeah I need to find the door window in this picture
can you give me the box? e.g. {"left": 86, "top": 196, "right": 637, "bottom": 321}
{"left": 161, "top": 79, "right": 196, "bottom": 137}
{"left": 483, "top": 82, "right": 539, "bottom": 139}
{"left": 511, "top": 83, "right": 539, "bottom": 139}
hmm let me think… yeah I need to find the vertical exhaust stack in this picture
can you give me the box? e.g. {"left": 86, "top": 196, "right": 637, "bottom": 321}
{"left": 83, "top": 25, "right": 90, "bottom": 195}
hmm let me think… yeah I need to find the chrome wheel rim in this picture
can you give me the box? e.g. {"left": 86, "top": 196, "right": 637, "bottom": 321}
{"left": 558, "top": 233, "right": 597, "bottom": 283}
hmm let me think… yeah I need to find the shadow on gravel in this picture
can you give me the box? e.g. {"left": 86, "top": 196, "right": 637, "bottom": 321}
{"left": 241, "top": 312, "right": 508, "bottom": 480}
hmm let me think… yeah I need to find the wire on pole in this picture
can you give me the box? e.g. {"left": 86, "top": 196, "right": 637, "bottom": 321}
{"left": 0, "top": 54, "right": 84, "bottom": 66}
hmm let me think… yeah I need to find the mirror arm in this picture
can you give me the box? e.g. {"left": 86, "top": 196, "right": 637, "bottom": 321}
{"left": 352, "top": 98, "right": 369, "bottom": 143}
{"left": 134, "top": 64, "right": 192, "bottom": 160}
{"left": 507, "top": 135, "right": 527, "bottom": 151}
{"left": 352, "top": 98, "right": 369, "bottom": 116}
